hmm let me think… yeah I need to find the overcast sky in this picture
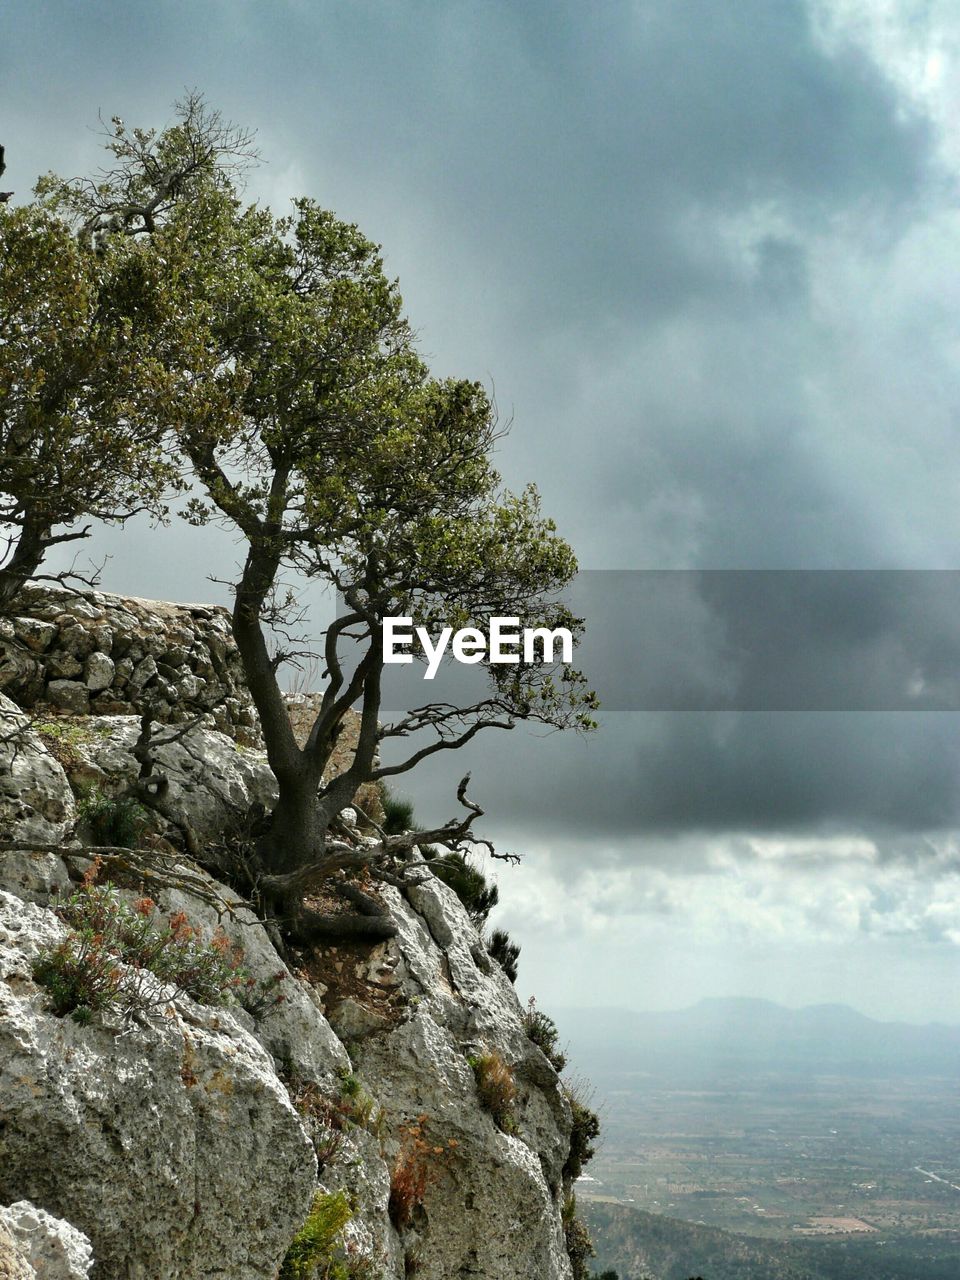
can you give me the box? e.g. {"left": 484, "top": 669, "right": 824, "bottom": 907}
{"left": 6, "top": 0, "right": 960, "bottom": 1022}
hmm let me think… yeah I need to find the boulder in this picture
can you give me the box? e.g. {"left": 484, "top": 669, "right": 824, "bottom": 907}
{"left": 44, "top": 653, "right": 83, "bottom": 681}
{"left": 60, "top": 717, "right": 277, "bottom": 859}
{"left": 44, "top": 683, "right": 89, "bottom": 716}
{"left": 0, "top": 641, "right": 40, "bottom": 699}
{"left": 0, "top": 695, "right": 76, "bottom": 848}
{"left": 0, "top": 1202, "right": 93, "bottom": 1279}
{"left": 10, "top": 619, "right": 57, "bottom": 655}
{"left": 0, "top": 891, "right": 317, "bottom": 1280}
{"left": 83, "top": 654, "right": 114, "bottom": 693}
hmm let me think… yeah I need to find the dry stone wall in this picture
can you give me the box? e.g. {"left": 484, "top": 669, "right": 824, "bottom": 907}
{"left": 0, "top": 585, "right": 259, "bottom": 744}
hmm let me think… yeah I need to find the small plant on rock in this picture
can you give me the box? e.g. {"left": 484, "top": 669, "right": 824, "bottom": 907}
{"left": 237, "top": 967, "right": 287, "bottom": 1020}
{"left": 381, "top": 791, "right": 416, "bottom": 835}
{"left": 279, "top": 1190, "right": 352, "bottom": 1280}
{"left": 523, "top": 996, "right": 567, "bottom": 1073}
{"left": 487, "top": 928, "right": 520, "bottom": 983}
{"left": 468, "top": 1049, "right": 518, "bottom": 1133}
{"left": 563, "top": 1081, "right": 600, "bottom": 1183}
{"left": 337, "top": 1069, "right": 380, "bottom": 1133}
{"left": 32, "top": 864, "right": 250, "bottom": 1023}
{"left": 388, "top": 1116, "right": 458, "bottom": 1231}
{"left": 286, "top": 1075, "right": 347, "bottom": 1172}
{"left": 76, "top": 786, "right": 148, "bottom": 848}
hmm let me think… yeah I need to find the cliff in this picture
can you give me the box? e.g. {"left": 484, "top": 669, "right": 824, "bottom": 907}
{"left": 0, "top": 588, "right": 578, "bottom": 1280}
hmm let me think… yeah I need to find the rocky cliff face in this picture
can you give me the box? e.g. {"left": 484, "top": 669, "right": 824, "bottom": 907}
{"left": 0, "top": 618, "right": 577, "bottom": 1280}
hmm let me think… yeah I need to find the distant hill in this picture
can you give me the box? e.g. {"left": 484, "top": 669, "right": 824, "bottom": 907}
{"left": 554, "top": 997, "right": 960, "bottom": 1082}
{"left": 584, "top": 1201, "right": 960, "bottom": 1280}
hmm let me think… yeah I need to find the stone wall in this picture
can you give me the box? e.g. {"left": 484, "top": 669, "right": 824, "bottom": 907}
{"left": 0, "top": 585, "right": 259, "bottom": 743}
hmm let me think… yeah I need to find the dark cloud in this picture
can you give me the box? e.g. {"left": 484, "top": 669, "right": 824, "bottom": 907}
{"left": 7, "top": 2, "right": 960, "bottom": 913}
{"left": 395, "top": 708, "right": 960, "bottom": 849}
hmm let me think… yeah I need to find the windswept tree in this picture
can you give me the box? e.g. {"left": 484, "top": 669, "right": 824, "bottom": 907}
{"left": 0, "top": 100, "right": 255, "bottom": 613}
{"left": 45, "top": 102, "right": 598, "bottom": 939}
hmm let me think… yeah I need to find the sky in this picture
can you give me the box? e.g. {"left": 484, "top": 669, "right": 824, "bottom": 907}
{"left": 5, "top": 0, "right": 960, "bottom": 1022}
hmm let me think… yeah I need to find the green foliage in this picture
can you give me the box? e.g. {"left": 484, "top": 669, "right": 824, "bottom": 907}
{"left": 337, "top": 1070, "right": 380, "bottom": 1133}
{"left": 28, "top": 97, "right": 597, "bottom": 893}
{"left": 425, "top": 849, "right": 499, "bottom": 927}
{"left": 468, "top": 1049, "right": 518, "bottom": 1133}
{"left": 382, "top": 793, "right": 416, "bottom": 835}
{"left": 487, "top": 928, "right": 520, "bottom": 983}
{"left": 380, "top": 789, "right": 502, "bottom": 929}
{"left": 564, "top": 1085, "right": 601, "bottom": 1183}
{"left": 563, "top": 1195, "right": 596, "bottom": 1280}
{"left": 278, "top": 1190, "right": 353, "bottom": 1280}
{"left": 0, "top": 200, "right": 182, "bottom": 609}
{"left": 32, "top": 874, "right": 249, "bottom": 1023}
{"left": 523, "top": 996, "right": 567, "bottom": 1073}
{"left": 76, "top": 787, "right": 149, "bottom": 848}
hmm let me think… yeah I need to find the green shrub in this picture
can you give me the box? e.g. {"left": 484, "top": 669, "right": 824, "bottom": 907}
{"left": 76, "top": 786, "right": 148, "bottom": 848}
{"left": 563, "top": 1084, "right": 600, "bottom": 1182}
{"left": 468, "top": 1049, "right": 518, "bottom": 1133}
{"left": 425, "top": 848, "right": 499, "bottom": 927}
{"left": 337, "top": 1069, "right": 380, "bottom": 1133}
{"left": 523, "top": 996, "right": 567, "bottom": 1073}
{"left": 33, "top": 871, "right": 250, "bottom": 1023}
{"left": 287, "top": 1075, "right": 347, "bottom": 1171}
{"left": 562, "top": 1195, "right": 595, "bottom": 1280}
{"left": 382, "top": 793, "right": 416, "bottom": 835}
{"left": 279, "top": 1190, "right": 352, "bottom": 1280}
{"left": 487, "top": 928, "right": 520, "bottom": 982}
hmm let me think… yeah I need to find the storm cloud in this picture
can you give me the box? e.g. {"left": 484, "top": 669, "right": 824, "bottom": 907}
{"left": 6, "top": 0, "right": 960, "bottom": 1015}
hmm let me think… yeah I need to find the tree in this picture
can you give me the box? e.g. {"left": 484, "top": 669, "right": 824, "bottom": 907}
{"left": 0, "top": 201, "right": 175, "bottom": 610}
{"left": 45, "top": 102, "right": 598, "bottom": 938}
{"left": 0, "top": 100, "right": 256, "bottom": 613}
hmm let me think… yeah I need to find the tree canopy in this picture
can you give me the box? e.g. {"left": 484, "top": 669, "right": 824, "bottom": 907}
{"left": 9, "top": 98, "right": 597, "bottom": 940}
{"left": 0, "top": 98, "right": 255, "bottom": 611}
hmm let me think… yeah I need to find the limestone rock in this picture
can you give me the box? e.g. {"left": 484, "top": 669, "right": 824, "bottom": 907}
{"left": 44, "top": 683, "right": 89, "bottom": 716}
{"left": 0, "top": 643, "right": 40, "bottom": 698}
{"left": 0, "top": 695, "right": 76, "bottom": 847}
{"left": 64, "top": 717, "right": 277, "bottom": 857}
{"left": 327, "top": 995, "right": 392, "bottom": 1041}
{"left": 0, "top": 1219, "right": 33, "bottom": 1280}
{"left": 44, "top": 652, "right": 83, "bottom": 681}
{"left": 158, "top": 867, "right": 351, "bottom": 1087}
{"left": 83, "top": 653, "right": 114, "bottom": 693}
{"left": 10, "top": 619, "right": 57, "bottom": 654}
{"left": 0, "top": 1202, "right": 93, "bottom": 1279}
{"left": 0, "top": 891, "right": 316, "bottom": 1280}
{"left": 333, "top": 875, "right": 574, "bottom": 1280}
{"left": 0, "top": 608, "right": 580, "bottom": 1279}
{"left": 0, "top": 851, "right": 71, "bottom": 908}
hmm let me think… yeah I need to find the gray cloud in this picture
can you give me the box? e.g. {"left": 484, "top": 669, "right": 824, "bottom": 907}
{"left": 6, "top": 0, "right": 960, "bottom": 1014}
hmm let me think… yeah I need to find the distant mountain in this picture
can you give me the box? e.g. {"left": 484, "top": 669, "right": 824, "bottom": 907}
{"left": 552, "top": 997, "right": 960, "bottom": 1081}
{"left": 584, "top": 1201, "right": 960, "bottom": 1280}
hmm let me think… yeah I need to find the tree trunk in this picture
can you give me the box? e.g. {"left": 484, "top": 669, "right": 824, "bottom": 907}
{"left": 0, "top": 521, "right": 46, "bottom": 615}
{"left": 261, "top": 761, "right": 327, "bottom": 875}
